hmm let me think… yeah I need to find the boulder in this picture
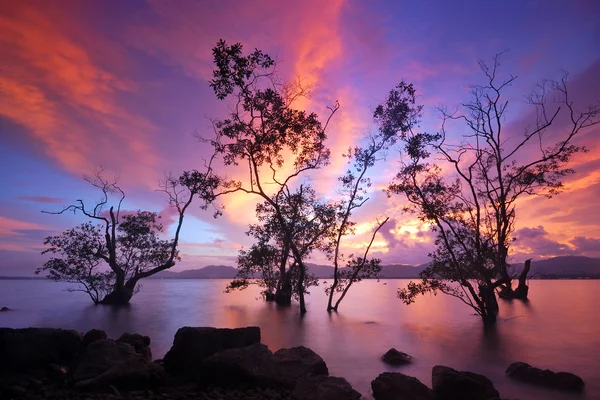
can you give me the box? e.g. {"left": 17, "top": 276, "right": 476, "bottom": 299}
{"left": 381, "top": 348, "right": 413, "bottom": 366}
{"left": 506, "top": 361, "right": 584, "bottom": 391}
{"left": 432, "top": 365, "right": 499, "bottom": 400}
{"left": 75, "top": 358, "right": 166, "bottom": 391}
{"left": 371, "top": 372, "right": 434, "bottom": 400}
{"left": 0, "top": 306, "right": 9, "bottom": 312}
{"left": 200, "top": 343, "right": 277, "bottom": 386}
{"left": 273, "top": 346, "right": 329, "bottom": 385}
{"left": 293, "top": 375, "right": 362, "bottom": 400}
{"left": 163, "top": 326, "right": 261, "bottom": 376}
{"left": 72, "top": 339, "right": 141, "bottom": 382}
{"left": 117, "top": 332, "right": 152, "bottom": 361}
{"left": 0, "top": 327, "right": 82, "bottom": 373}
{"left": 82, "top": 329, "right": 107, "bottom": 346}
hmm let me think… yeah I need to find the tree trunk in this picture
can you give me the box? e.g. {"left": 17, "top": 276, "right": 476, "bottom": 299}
{"left": 298, "top": 264, "right": 306, "bottom": 314}
{"left": 479, "top": 283, "right": 498, "bottom": 324}
{"left": 275, "top": 271, "right": 292, "bottom": 306}
{"left": 513, "top": 259, "right": 531, "bottom": 300}
{"left": 101, "top": 276, "right": 138, "bottom": 305}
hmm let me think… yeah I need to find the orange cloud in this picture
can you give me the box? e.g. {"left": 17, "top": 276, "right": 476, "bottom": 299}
{"left": 0, "top": 2, "right": 161, "bottom": 186}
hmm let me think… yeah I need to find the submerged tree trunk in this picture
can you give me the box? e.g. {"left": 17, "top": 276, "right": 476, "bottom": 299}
{"left": 101, "top": 276, "right": 138, "bottom": 305}
{"left": 297, "top": 263, "right": 306, "bottom": 314}
{"left": 479, "top": 284, "right": 498, "bottom": 325}
{"left": 513, "top": 259, "right": 531, "bottom": 300}
{"left": 275, "top": 270, "right": 292, "bottom": 306}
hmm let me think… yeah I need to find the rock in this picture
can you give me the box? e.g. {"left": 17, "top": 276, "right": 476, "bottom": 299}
{"left": 72, "top": 339, "right": 141, "bottom": 382}
{"left": 117, "top": 332, "right": 152, "bottom": 361}
{"left": 46, "top": 363, "right": 69, "bottom": 383}
{"left": 82, "top": 329, "right": 107, "bottom": 346}
{"left": 381, "top": 348, "right": 413, "bottom": 366}
{"left": 0, "top": 327, "right": 82, "bottom": 373}
{"left": 273, "top": 346, "right": 329, "bottom": 385}
{"left": 432, "top": 365, "right": 499, "bottom": 400}
{"left": 293, "top": 375, "right": 362, "bottom": 400}
{"left": 0, "top": 306, "right": 9, "bottom": 311}
{"left": 506, "top": 361, "right": 584, "bottom": 391}
{"left": 163, "top": 326, "right": 261, "bottom": 376}
{"left": 371, "top": 372, "right": 434, "bottom": 400}
{"left": 75, "top": 358, "right": 166, "bottom": 391}
{"left": 200, "top": 343, "right": 277, "bottom": 386}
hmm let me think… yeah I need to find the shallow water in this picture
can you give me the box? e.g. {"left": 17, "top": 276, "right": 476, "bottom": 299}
{"left": 1, "top": 279, "right": 598, "bottom": 399}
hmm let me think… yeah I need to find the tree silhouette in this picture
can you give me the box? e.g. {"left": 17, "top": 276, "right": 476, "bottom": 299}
{"left": 38, "top": 168, "right": 219, "bottom": 304}
{"left": 325, "top": 82, "right": 421, "bottom": 311}
{"left": 390, "top": 54, "right": 600, "bottom": 324}
{"left": 205, "top": 40, "right": 338, "bottom": 313}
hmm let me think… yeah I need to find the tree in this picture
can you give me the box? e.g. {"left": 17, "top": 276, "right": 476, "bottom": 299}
{"left": 226, "top": 185, "right": 337, "bottom": 306}
{"left": 36, "top": 222, "right": 114, "bottom": 304}
{"left": 206, "top": 40, "right": 338, "bottom": 313}
{"left": 389, "top": 54, "right": 599, "bottom": 324}
{"left": 38, "top": 168, "right": 219, "bottom": 305}
{"left": 325, "top": 82, "right": 421, "bottom": 311}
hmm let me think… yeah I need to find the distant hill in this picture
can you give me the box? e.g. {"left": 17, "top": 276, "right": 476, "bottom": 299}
{"left": 512, "top": 256, "right": 600, "bottom": 278}
{"left": 152, "top": 265, "right": 238, "bottom": 279}
{"left": 15, "top": 256, "right": 598, "bottom": 281}
{"left": 151, "top": 262, "right": 428, "bottom": 279}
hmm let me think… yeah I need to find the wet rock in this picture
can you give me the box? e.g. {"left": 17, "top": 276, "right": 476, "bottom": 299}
{"left": 293, "top": 375, "right": 362, "bottom": 400}
{"left": 371, "top": 372, "right": 434, "bottom": 400}
{"left": 75, "top": 358, "right": 166, "bottom": 391}
{"left": 0, "top": 327, "right": 82, "bottom": 372}
{"left": 200, "top": 343, "right": 277, "bottom": 386}
{"left": 432, "top": 365, "right": 499, "bottom": 400}
{"left": 273, "top": 346, "right": 329, "bottom": 385}
{"left": 506, "top": 361, "right": 584, "bottom": 391}
{"left": 82, "top": 329, "right": 108, "bottom": 346}
{"left": 0, "top": 306, "right": 9, "bottom": 311}
{"left": 163, "top": 326, "right": 261, "bottom": 377}
{"left": 72, "top": 339, "right": 141, "bottom": 382}
{"left": 381, "top": 348, "right": 413, "bottom": 366}
{"left": 117, "top": 332, "right": 152, "bottom": 361}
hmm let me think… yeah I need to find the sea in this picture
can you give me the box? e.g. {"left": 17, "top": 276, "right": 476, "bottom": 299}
{"left": 1, "top": 279, "right": 599, "bottom": 399}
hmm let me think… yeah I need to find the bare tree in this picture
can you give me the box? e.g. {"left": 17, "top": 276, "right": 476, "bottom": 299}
{"left": 325, "top": 82, "right": 422, "bottom": 311}
{"left": 389, "top": 54, "right": 599, "bottom": 324}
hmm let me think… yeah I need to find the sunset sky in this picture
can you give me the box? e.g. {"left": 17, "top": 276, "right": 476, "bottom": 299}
{"left": 1, "top": 0, "right": 599, "bottom": 276}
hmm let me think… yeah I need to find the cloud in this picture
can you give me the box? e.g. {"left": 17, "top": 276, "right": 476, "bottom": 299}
{"left": 18, "top": 196, "right": 68, "bottom": 204}
{"left": 0, "top": 2, "right": 162, "bottom": 186}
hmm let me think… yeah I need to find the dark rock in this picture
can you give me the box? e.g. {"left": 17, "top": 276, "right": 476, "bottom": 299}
{"left": 163, "top": 326, "right": 261, "bottom": 376}
{"left": 72, "top": 339, "right": 141, "bottom": 382}
{"left": 0, "top": 306, "right": 9, "bottom": 311}
{"left": 200, "top": 343, "right": 277, "bottom": 386}
{"left": 293, "top": 375, "right": 362, "bottom": 400}
{"left": 82, "top": 329, "right": 107, "bottom": 346}
{"left": 506, "top": 361, "right": 584, "bottom": 391}
{"left": 381, "top": 348, "right": 413, "bottom": 366}
{"left": 46, "top": 363, "right": 69, "bottom": 382}
{"left": 432, "top": 365, "right": 499, "bottom": 400}
{"left": 75, "top": 358, "right": 166, "bottom": 391}
{"left": 371, "top": 372, "right": 434, "bottom": 400}
{"left": 273, "top": 346, "right": 329, "bottom": 385}
{"left": 0, "top": 327, "right": 82, "bottom": 373}
{"left": 117, "top": 332, "right": 152, "bottom": 361}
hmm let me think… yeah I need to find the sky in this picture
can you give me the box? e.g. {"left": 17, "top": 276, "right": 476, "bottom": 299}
{"left": 1, "top": 0, "right": 599, "bottom": 276}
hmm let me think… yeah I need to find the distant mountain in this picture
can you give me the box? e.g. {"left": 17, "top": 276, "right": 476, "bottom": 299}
{"left": 512, "top": 256, "right": 600, "bottom": 278}
{"left": 152, "top": 265, "right": 238, "bottom": 279}
{"left": 151, "top": 262, "right": 427, "bottom": 279}
{"left": 40, "top": 256, "right": 597, "bottom": 281}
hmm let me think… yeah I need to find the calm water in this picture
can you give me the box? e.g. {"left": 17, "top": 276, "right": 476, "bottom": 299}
{"left": 1, "top": 279, "right": 599, "bottom": 399}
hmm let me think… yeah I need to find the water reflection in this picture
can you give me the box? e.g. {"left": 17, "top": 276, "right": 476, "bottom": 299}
{"left": 1, "top": 279, "right": 598, "bottom": 400}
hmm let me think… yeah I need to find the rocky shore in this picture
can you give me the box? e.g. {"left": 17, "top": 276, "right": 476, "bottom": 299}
{"left": 0, "top": 326, "right": 585, "bottom": 399}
